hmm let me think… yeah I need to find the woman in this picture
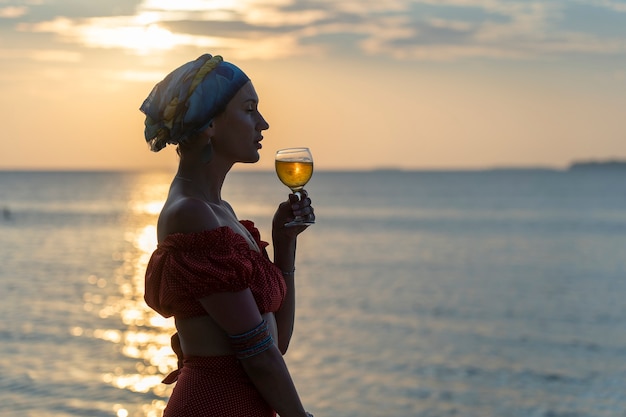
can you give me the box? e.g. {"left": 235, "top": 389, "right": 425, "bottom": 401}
{"left": 140, "top": 54, "right": 315, "bottom": 417}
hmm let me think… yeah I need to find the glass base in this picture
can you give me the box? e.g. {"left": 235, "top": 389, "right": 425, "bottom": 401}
{"left": 284, "top": 219, "right": 315, "bottom": 227}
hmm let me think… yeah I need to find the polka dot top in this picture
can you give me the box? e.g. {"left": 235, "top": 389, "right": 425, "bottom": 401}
{"left": 144, "top": 220, "right": 287, "bottom": 319}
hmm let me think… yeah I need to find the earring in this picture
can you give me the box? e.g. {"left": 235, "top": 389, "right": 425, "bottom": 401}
{"left": 201, "top": 139, "right": 213, "bottom": 164}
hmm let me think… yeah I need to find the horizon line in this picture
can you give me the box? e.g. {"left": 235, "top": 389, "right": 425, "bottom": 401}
{"left": 0, "top": 166, "right": 578, "bottom": 173}
{"left": 1, "top": 159, "right": 624, "bottom": 174}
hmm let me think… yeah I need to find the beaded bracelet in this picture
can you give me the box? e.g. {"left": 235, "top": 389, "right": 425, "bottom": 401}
{"left": 228, "top": 320, "right": 274, "bottom": 360}
{"left": 281, "top": 268, "right": 296, "bottom": 277}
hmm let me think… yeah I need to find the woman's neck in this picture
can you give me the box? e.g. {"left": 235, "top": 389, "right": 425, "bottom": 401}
{"left": 176, "top": 158, "right": 232, "bottom": 204}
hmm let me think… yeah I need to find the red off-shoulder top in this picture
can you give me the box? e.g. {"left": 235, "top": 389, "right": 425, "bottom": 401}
{"left": 144, "top": 220, "right": 286, "bottom": 319}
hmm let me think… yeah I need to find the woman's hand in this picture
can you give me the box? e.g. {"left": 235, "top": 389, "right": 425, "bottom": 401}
{"left": 272, "top": 189, "right": 315, "bottom": 239}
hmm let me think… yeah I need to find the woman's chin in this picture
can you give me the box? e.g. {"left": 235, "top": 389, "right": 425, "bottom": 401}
{"left": 239, "top": 152, "right": 261, "bottom": 164}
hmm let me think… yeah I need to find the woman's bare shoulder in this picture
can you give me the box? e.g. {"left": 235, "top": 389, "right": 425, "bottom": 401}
{"left": 158, "top": 197, "right": 221, "bottom": 239}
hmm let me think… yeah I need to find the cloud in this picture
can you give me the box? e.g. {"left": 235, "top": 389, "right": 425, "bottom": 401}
{"left": 18, "top": 15, "right": 209, "bottom": 55}
{"left": 0, "top": 6, "right": 28, "bottom": 18}
{"left": 356, "top": 0, "right": 626, "bottom": 60}
{"left": 17, "top": 14, "right": 323, "bottom": 59}
{"left": 583, "top": 0, "right": 626, "bottom": 13}
{"left": 10, "top": 0, "right": 626, "bottom": 62}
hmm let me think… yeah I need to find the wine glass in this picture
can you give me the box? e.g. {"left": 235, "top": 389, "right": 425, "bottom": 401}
{"left": 275, "top": 147, "right": 315, "bottom": 227}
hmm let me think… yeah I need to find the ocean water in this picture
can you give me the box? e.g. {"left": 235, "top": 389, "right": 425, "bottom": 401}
{"left": 1, "top": 169, "right": 626, "bottom": 417}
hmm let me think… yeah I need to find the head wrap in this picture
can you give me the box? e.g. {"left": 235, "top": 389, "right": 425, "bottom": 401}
{"left": 140, "top": 54, "right": 250, "bottom": 152}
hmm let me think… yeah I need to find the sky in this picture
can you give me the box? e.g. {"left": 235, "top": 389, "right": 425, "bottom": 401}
{"left": 1, "top": 0, "right": 625, "bottom": 171}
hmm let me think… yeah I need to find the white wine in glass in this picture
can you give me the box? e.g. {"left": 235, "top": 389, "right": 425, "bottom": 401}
{"left": 275, "top": 147, "right": 315, "bottom": 227}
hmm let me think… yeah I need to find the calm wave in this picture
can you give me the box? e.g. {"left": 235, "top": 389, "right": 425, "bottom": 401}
{"left": 1, "top": 169, "right": 625, "bottom": 417}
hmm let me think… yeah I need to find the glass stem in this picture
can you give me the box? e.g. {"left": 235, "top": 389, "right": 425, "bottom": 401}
{"left": 290, "top": 190, "right": 304, "bottom": 224}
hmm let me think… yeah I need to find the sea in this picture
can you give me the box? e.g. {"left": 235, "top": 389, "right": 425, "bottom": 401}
{"left": 1, "top": 169, "right": 625, "bottom": 417}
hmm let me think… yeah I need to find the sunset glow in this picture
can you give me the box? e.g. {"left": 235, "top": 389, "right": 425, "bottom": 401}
{"left": 1, "top": 0, "right": 625, "bottom": 170}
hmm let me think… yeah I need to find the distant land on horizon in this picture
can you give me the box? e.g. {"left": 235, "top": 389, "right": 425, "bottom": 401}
{"left": 368, "top": 159, "right": 626, "bottom": 173}
{"left": 568, "top": 159, "right": 626, "bottom": 171}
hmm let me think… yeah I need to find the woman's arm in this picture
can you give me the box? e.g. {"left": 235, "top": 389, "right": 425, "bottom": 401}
{"left": 199, "top": 290, "right": 308, "bottom": 417}
{"left": 240, "top": 343, "right": 306, "bottom": 416}
{"left": 273, "top": 236, "right": 297, "bottom": 354}
{"left": 271, "top": 190, "right": 315, "bottom": 353}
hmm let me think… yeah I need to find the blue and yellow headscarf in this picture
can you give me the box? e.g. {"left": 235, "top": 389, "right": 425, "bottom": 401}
{"left": 140, "top": 54, "right": 250, "bottom": 152}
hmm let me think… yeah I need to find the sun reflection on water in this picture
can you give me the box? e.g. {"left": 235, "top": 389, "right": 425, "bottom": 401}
{"left": 101, "top": 223, "right": 177, "bottom": 396}
{"left": 81, "top": 175, "right": 179, "bottom": 416}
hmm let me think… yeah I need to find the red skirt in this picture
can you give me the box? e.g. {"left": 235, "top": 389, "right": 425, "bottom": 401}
{"left": 163, "top": 355, "right": 275, "bottom": 417}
